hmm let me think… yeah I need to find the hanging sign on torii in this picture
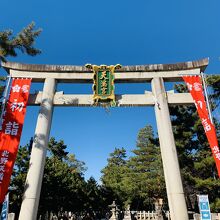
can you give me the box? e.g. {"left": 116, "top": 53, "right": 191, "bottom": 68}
{"left": 85, "top": 64, "right": 121, "bottom": 106}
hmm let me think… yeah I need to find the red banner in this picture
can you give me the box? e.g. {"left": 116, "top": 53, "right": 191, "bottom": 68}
{"left": 0, "top": 78, "right": 31, "bottom": 203}
{"left": 183, "top": 76, "right": 220, "bottom": 177}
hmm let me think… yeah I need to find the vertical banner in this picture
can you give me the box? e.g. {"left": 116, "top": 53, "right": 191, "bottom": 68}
{"left": 183, "top": 76, "right": 220, "bottom": 177}
{"left": 0, "top": 78, "right": 31, "bottom": 203}
{"left": 197, "top": 195, "right": 211, "bottom": 220}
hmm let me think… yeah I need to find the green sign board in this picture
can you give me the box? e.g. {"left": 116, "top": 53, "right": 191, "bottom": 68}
{"left": 96, "top": 70, "right": 113, "bottom": 96}
{"left": 85, "top": 64, "right": 121, "bottom": 106}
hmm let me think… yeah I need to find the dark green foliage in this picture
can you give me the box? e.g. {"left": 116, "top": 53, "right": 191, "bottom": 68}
{"left": 0, "top": 23, "right": 41, "bottom": 116}
{"left": 39, "top": 155, "right": 86, "bottom": 214}
{"left": 101, "top": 126, "right": 166, "bottom": 210}
{"left": 127, "top": 126, "right": 165, "bottom": 209}
{"left": 39, "top": 138, "right": 88, "bottom": 215}
{"left": 0, "top": 22, "right": 41, "bottom": 61}
{"left": 206, "top": 75, "right": 220, "bottom": 108}
{"left": 48, "top": 137, "right": 68, "bottom": 160}
{"left": 101, "top": 147, "right": 129, "bottom": 206}
{"left": 66, "top": 153, "right": 87, "bottom": 176}
{"left": 9, "top": 138, "right": 88, "bottom": 217}
{"left": 10, "top": 143, "right": 30, "bottom": 215}
{"left": 83, "top": 177, "right": 102, "bottom": 211}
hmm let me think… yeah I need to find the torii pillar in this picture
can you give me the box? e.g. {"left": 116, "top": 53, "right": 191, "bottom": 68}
{"left": 152, "top": 77, "right": 188, "bottom": 220}
{"left": 18, "top": 78, "right": 56, "bottom": 220}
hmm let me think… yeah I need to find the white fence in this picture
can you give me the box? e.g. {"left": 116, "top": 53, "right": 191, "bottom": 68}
{"left": 136, "top": 211, "right": 157, "bottom": 220}
{"left": 134, "top": 211, "right": 163, "bottom": 220}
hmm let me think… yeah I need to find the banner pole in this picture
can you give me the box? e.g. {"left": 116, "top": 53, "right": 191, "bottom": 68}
{"left": 0, "top": 75, "right": 12, "bottom": 129}
{"left": 201, "top": 72, "right": 214, "bottom": 124}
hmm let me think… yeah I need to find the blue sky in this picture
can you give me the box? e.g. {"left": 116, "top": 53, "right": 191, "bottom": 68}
{"left": 0, "top": 0, "right": 220, "bottom": 181}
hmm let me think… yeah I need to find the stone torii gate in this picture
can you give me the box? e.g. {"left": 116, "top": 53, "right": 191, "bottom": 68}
{"left": 1, "top": 58, "right": 208, "bottom": 220}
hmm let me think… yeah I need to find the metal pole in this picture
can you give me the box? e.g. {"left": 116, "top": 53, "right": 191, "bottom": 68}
{"left": 201, "top": 72, "right": 213, "bottom": 124}
{"left": 0, "top": 75, "right": 12, "bottom": 129}
{"left": 151, "top": 77, "right": 189, "bottom": 220}
{"left": 18, "top": 78, "right": 56, "bottom": 220}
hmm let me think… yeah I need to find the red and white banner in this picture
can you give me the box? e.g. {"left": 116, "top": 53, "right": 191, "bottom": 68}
{"left": 183, "top": 76, "right": 220, "bottom": 177}
{"left": 0, "top": 78, "right": 31, "bottom": 203}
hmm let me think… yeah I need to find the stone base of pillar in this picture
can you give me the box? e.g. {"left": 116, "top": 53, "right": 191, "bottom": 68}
{"left": 8, "top": 213, "right": 15, "bottom": 220}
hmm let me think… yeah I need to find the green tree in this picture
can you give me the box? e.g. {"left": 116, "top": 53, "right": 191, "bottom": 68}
{"left": 10, "top": 138, "right": 88, "bottom": 218}
{"left": 39, "top": 138, "right": 87, "bottom": 216}
{"left": 10, "top": 143, "right": 31, "bottom": 215}
{"left": 0, "top": 22, "right": 41, "bottom": 62}
{"left": 101, "top": 127, "right": 166, "bottom": 210}
{"left": 101, "top": 147, "right": 129, "bottom": 206}
{"left": 48, "top": 137, "right": 68, "bottom": 160}
{"left": 127, "top": 125, "right": 165, "bottom": 210}
{"left": 67, "top": 153, "right": 87, "bottom": 175}
{"left": 84, "top": 177, "right": 102, "bottom": 211}
{"left": 39, "top": 156, "right": 86, "bottom": 216}
{"left": 0, "top": 22, "right": 41, "bottom": 115}
{"left": 207, "top": 75, "right": 220, "bottom": 108}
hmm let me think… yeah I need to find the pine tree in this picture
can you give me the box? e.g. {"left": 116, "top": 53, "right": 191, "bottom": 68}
{"left": 0, "top": 22, "right": 41, "bottom": 114}
{"left": 127, "top": 125, "right": 165, "bottom": 210}
{"left": 84, "top": 177, "right": 102, "bottom": 212}
{"left": 39, "top": 138, "right": 87, "bottom": 215}
{"left": 48, "top": 137, "right": 68, "bottom": 161}
{"left": 10, "top": 138, "right": 88, "bottom": 218}
{"left": 101, "top": 127, "right": 166, "bottom": 210}
{"left": 10, "top": 143, "right": 31, "bottom": 215}
{"left": 66, "top": 153, "right": 87, "bottom": 175}
{"left": 207, "top": 75, "right": 220, "bottom": 108}
{"left": 101, "top": 147, "right": 129, "bottom": 206}
{"left": 0, "top": 22, "right": 41, "bottom": 61}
